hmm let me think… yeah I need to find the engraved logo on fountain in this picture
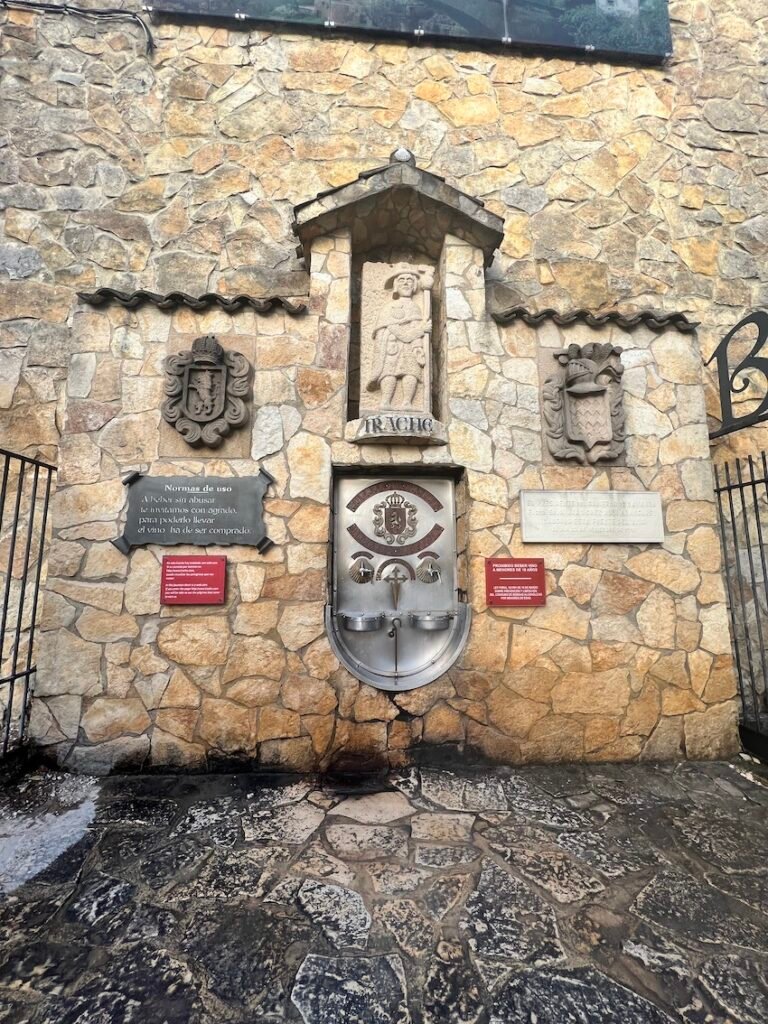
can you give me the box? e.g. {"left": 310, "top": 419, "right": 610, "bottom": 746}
{"left": 373, "top": 492, "right": 417, "bottom": 546}
{"left": 346, "top": 480, "right": 445, "bottom": 556}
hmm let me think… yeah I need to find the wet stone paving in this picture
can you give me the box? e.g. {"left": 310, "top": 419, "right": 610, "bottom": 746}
{"left": 1, "top": 760, "right": 768, "bottom": 1022}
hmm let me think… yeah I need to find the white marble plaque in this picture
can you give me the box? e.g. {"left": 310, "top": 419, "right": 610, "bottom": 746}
{"left": 520, "top": 490, "right": 664, "bottom": 544}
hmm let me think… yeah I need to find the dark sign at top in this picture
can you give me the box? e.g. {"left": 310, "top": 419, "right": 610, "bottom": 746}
{"left": 153, "top": 1, "right": 672, "bottom": 64}
{"left": 112, "top": 472, "right": 273, "bottom": 553}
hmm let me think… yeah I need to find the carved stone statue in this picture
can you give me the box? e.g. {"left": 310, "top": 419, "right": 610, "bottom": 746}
{"left": 360, "top": 262, "right": 435, "bottom": 416}
{"left": 542, "top": 342, "right": 625, "bottom": 464}
{"left": 162, "top": 334, "right": 251, "bottom": 448}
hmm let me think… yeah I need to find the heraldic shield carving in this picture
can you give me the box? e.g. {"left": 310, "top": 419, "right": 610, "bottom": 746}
{"left": 542, "top": 342, "right": 626, "bottom": 465}
{"left": 162, "top": 334, "right": 251, "bottom": 448}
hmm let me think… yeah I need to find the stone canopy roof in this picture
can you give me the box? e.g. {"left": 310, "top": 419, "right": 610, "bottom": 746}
{"left": 292, "top": 148, "right": 505, "bottom": 267}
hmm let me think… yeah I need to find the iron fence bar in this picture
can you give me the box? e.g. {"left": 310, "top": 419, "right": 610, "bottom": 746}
{"left": 19, "top": 465, "right": 53, "bottom": 744}
{"left": 735, "top": 458, "right": 768, "bottom": 719}
{"left": 0, "top": 448, "right": 56, "bottom": 472}
{"left": 0, "top": 458, "right": 10, "bottom": 542}
{"left": 0, "top": 669, "right": 38, "bottom": 686}
{"left": 747, "top": 454, "right": 768, "bottom": 713}
{"left": 0, "top": 461, "right": 26, "bottom": 757}
{"left": 2, "top": 465, "right": 40, "bottom": 754}
{"left": 724, "top": 460, "right": 762, "bottom": 728}
{"left": 716, "top": 472, "right": 768, "bottom": 493}
{"left": 716, "top": 463, "right": 752, "bottom": 726}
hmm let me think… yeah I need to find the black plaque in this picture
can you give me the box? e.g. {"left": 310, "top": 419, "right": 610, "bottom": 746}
{"left": 112, "top": 471, "right": 274, "bottom": 553}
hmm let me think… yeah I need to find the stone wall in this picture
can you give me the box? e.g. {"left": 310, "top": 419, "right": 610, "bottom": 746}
{"left": 1, "top": 2, "right": 766, "bottom": 461}
{"left": 29, "top": 223, "right": 739, "bottom": 771}
{"left": 0, "top": 1, "right": 757, "bottom": 769}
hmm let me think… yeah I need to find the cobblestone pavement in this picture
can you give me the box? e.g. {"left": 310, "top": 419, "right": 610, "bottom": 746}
{"left": 1, "top": 760, "right": 768, "bottom": 1023}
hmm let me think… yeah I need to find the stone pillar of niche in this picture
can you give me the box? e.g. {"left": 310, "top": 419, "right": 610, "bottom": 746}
{"left": 345, "top": 256, "right": 448, "bottom": 447}
{"left": 309, "top": 229, "right": 352, "bottom": 350}
{"left": 441, "top": 234, "right": 504, "bottom": 468}
{"left": 307, "top": 229, "right": 351, "bottom": 450}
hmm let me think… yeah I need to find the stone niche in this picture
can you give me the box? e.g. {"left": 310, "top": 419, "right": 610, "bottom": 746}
{"left": 294, "top": 147, "right": 504, "bottom": 448}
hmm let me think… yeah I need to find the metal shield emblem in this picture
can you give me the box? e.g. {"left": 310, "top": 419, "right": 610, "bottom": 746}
{"left": 385, "top": 505, "right": 406, "bottom": 536}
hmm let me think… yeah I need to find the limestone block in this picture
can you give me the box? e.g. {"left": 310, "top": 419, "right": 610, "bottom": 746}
{"left": 288, "top": 433, "right": 331, "bottom": 501}
{"left": 423, "top": 703, "right": 465, "bottom": 743}
{"left": 282, "top": 675, "right": 337, "bottom": 715}
{"left": 82, "top": 543, "right": 127, "bottom": 580}
{"left": 157, "top": 616, "right": 230, "bottom": 666}
{"left": 289, "top": 504, "right": 330, "bottom": 543}
{"left": 226, "top": 677, "right": 281, "bottom": 707}
{"left": 277, "top": 602, "right": 325, "bottom": 651}
{"left": 487, "top": 688, "right": 549, "bottom": 738}
{"left": 529, "top": 596, "right": 590, "bottom": 641}
{"left": 124, "top": 549, "right": 162, "bottom": 615}
{"left": 558, "top": 566, "right": 601, "bottom": 606}
{"left": 508, "top": 626, "right": 560, "bottom": 670}
{"left": 47, "top": 579, "right": 123, "bottom": 614}
{"left": 622, "top": 683, "right": 661, "bottom": 738}
{"left": 224, "top": 637, "right": 286, "bottom": 683}
{"left": 460, "top": 615, "right": 509, "bottom": 673}
{"left": 626, "top": 552, "right": 701, "bottom": 595}
{"left": 449, "top": 422, "right": 493, "bottom": 473}
{"left": 98, "top": 412, "right": 160, "bottom": 464}
{"left": 160, "top": 668, "right": 201, "bottom": 708}
{"left": 40, "top": 592, "right": 76, "bottom": 631}
{"left": 302, "top": 637, "right": 339, "bottom": 680}
{"left": 520, "top": 715, "right": 585, "bottom": 763}
{"left": 683, "top": 702, "right": 739, "bottom": 760}
{"left": 353, "top": 686, "right": 399, "bottom": 723}
{"left": 76, "top": 608, "right": 139, "bottom": 643}
{"left": 592, "top": 573, "right": 652, "bottom": 616}
{"left": 686, "top": 527, "right": 721, "bottom": 573}
{"left": 150, "top": 729, "right": 207, "bottom": 769}
{"left": 699, "top": 605, "right": 732, "bottom": 655}
{"left": 257, "top": 706, "right": 301, "bottom": 741}
{"left": 551, "top": 669, "right": 631, "bottom": 716}
{"left": 233, "top": 601, "right": 280, "bottom": 636}
{"left": 199, "top": 697, "right": 256, "bottom": 753}
{"left": 236, "top": 564, "right": 266, "bottom": 602}
{"left": 636, "top": 590, "right": 677, "bottom": 649}
{"left": 260, "top": 737, "right": 315, "bottom": 770}
{"left": 82, "top": 697, "right": 150, "bottom": 743}
{"left": 53, "top": 481, "right": 125, "bottom": 529}
{"left": 35, "top": 629, "right": 102, "bottom": 697}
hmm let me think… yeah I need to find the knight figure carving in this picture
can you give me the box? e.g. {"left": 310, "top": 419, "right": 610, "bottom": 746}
{"left": 362, "top": 262, "right": 434, "bottom": 415}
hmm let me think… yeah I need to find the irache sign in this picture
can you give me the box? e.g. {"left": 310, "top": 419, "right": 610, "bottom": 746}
{"left": 113, "top": 471, "right": 273, "bottom": 553}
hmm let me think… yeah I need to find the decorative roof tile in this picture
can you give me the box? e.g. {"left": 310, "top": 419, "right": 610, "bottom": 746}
{"left": 492, "top": 307, "right": 699, "bottom": 334}
{"left": 77, "top": 289, "right": 307, "bottom": 315}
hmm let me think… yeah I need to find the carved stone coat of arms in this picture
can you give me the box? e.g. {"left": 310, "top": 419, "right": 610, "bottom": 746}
{"left": 162, "top": 334, "right": 251, "bottom": 448}
{"left": 542, "top": 342, "right": 625, "bottom": 464}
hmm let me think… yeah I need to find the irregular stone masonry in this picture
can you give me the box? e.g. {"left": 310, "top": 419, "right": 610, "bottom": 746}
{"left": 1, "top": 761, "right": 768, "bottom": 1023}
{"left": 0, "top": 3, "right": 756, "bottom": 770}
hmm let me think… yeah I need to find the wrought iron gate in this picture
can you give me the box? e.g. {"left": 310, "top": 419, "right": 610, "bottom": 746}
{"left": 0, "top": 449, "right": 55, "bottom": 759}
{"left": 715, "top": 454, "right": 768, "bottom": 759}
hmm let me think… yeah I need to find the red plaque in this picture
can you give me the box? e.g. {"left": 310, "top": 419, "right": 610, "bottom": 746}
{"left": 161, "top": 555, "right": 227, "bottom": 606}
{"left": 485, "top": 558, "right": 546, "bottom": 607}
